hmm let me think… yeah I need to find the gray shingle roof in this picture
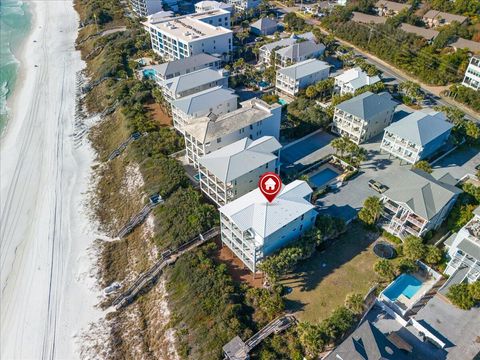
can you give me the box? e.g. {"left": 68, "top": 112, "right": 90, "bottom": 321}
{"left": 152, "top": 53, "right": 220, "bottom": 78}
{"left": 383, "top": 169, "right": 461, "bottom": 220}
{"left": 375, "top": 0, "right": 411, "bottom": 12}
{"left": 251, "top": 17, "right": 277, "bottom": 31}
{"left": 172, "top": 86, "right": 237, "bottom": 115}
{"left": 352, "top": 12, "right": 387, "bottom": 24}
{"left": 423, "top": 10, "right": 467, "bottom": 24}
{"left": 400, "top": 23, "right": 439, "bottom": 41}
{"left": 336, "top": 91, "right": 397, "bottom": 121}
{"left": 219, "top": 180, "right": 315, "bottom": 238}
{"left": 277, "top": 59, "right": 330, "bottom": 80}
{"left": 260, "top": 32, "right": 315, "bottom": 52}
{"left": 198, "top": 136, "right": 281, "bottom": 182}
{"left": 163, "top": 68, "right": 225, "bottom": 94}
{"left": 384, "top": 110, "right": 453, "bottom": 146}
{"left": 450, "top": 38, "right": 480, "bottom": 53}
{"left": 326, "top": 321, "right": 409, "bottom": 360}
{"left": 275, "top": 40, "right": 325, "bottom": 60}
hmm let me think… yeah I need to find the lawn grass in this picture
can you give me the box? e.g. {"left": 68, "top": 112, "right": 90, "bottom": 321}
{"left": 281, "top": 223, "right": 379, "bottom": 322}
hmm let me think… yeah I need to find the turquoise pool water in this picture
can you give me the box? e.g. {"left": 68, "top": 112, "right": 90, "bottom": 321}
{"left": 309, "top": 168, "right": 338, "bottom": 187}
{"left": 278, "top": 99, "right": 288, "bottom": 106}
{"left": 258, "top": 81, "right": 269, "bottom": 88}
{"left": 383, "top": 273, "right": 422, "bottom": 300}
{"left": 143, "top": 69, "right": 156, "bottom": 79}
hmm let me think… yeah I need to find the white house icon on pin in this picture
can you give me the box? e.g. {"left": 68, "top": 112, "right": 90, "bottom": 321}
{"left": 264, "top": 178, "right": 277, "bottom": 191}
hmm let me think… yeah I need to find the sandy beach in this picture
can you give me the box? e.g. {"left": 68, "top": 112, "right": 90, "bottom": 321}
{"left": 0, "top": 1, "right": 103, "bottom": 359}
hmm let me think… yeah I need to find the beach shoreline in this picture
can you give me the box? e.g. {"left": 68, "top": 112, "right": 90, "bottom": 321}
{"left": 0, "top": 1, "right": 104, "bottom": 359}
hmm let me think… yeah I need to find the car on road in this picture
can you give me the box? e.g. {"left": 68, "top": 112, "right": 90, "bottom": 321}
{"left": 104, "top": 282, "right": 121, "bottom": 295}
{"left": 368, "top": 179, "right": 388, "bottom": 193}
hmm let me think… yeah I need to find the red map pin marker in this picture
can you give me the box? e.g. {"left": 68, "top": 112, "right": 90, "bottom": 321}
{"left": 259, "top": 172, "right": 282, "bottom": 203}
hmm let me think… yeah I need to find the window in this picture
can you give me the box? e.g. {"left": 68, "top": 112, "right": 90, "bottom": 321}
{"left": 301, "top": 214, "right": 304, "bottom": 220}
{"left": 217, "top": 138, "right": 222, "bottom": 143}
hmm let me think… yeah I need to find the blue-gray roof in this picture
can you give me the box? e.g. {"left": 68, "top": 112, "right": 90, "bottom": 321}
{"left": 275, "top": 40, "right": 325, "bottom": 59}
{"left": 336, "top": 91, "right": 397, "bottom": 121}
{"left": 153, "top": 53, "right": 220, "bottom": 78}
{"left": 251, "top": 17, "right": 277, "bottom": 31}
{"left": 277, "top": 59, "right": 330, "bottom": 80}
{"left": 384, "top": 110, "right": 453, "bottom": 146}
{"left": 163, "top": 68, "right": 226, "bottom": 94}
{"left": 172, "top": 86, "right": 237, "bottom": 115}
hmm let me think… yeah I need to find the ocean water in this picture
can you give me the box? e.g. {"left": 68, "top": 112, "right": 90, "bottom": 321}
{"left": 0, "top": 0, "right": 31, "bottom": 133}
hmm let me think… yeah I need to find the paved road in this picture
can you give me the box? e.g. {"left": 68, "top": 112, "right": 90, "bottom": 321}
{"left": 273, "top": 3, "right": 479, "bottom": 121}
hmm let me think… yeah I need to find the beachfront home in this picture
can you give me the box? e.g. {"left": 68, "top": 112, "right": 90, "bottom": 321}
{"left": 462, "top": 56, "right": 480, "bottom": 91}
{"left": 444, "top": 206, "right": 480, "bottom": 283}
{"left": 227, "top": 0, "right": 261, "bottom": 11}
{"left": 171, "top": 87, "right": 238, "bottom": 133}
{"left": 380, "top": 169, "right": 461, "bottom": 239}
{"left": 144, "top": 10, "right": 233, "bottom": 61}
{"left": 219, "top": 180, "right": 317, "bottom": 272}
{"left": 152, "top": 54, "right": 221, "bottom": 82}
{"left": 130, "top": 0, "right": 163, "bottom": 17}
{"left": 423, "top": 10, "right": 467, "bottom": 28}
{"left": 380, "top": 110, "right": 453, "bottom": 165}
{"left": 183, "top": 98, "right": 282, "bottom": 167}
{"left": 332, "top": 91, "right": 397, "bottom": 144}
{"left": 250, "top": 17, "right": 278, "bottom": 36}
{"left": 275, "top": 59, "right": 330, "bottom": 97}
{"left": 375, "top": 0, "right": 411, "bottom": 16}
{"left": 258, "top": 33, "right": 324, "bottom": 68}
{"left": 451, "top": 38, "right": 480, "bottom": 54}
{"left": 159, "top": 68, "right": 228, "bottom": 104}
{"left": 351, "top": 12, "right": 387, "bottom": 25}
{"left": 195, "top": 0, "right": 233, "bottom": 13}
{"left": 198, "top": 136, "right": 281, "bottom": 206}
{"left": 334, "top": 67, "right": 381, "bottom": 95}
{"left": 399, "top": 23, "right": 439, "bottom": 43}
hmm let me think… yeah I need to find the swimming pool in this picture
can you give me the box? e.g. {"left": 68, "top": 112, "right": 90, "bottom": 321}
{"left": 258, "top": 81, "right": 270, "bottom": 88}
{"left": 143, "top": 69, "right": 156, "bottom": 79}
{"left": 309, "top": 167, "right": 339, "bottom": 187}
{"left": 383, "top": 273, "right": 422, "bottom": 301}
{"left": 278, "top": 98, "right": 288, "bottom": 106}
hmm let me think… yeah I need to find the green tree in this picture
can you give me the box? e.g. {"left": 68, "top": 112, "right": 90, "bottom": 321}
{"left": 424, "top": 245, "right": 443, "bottom": 265}
{"left": 403, "top": 236, "right": 426, "bottom": 261}
{"left": 345, "top": 293, "right": 364, "bottom": 314}
{"left": 447, "top": 283, "right": 475, "bottom": 310}
{"left": 297, "top": 322, "right": 326, "bottom": 359}
{"left": 397, "top": 258, "right": 418, "bottom": 274}
{"left": 358, "top": 196, "right": 382, "bottom": 226}
{"left": 305, "top": 85, "right": 318, "bottom": 99}
{"left": 413, "top": 160, "right": 433, "bottom": 174}
{"left": 374, "top": 259, "right": 396, "bottom": 281}
{"left": 469, "top": 281, "right": 480, "bottom": 301}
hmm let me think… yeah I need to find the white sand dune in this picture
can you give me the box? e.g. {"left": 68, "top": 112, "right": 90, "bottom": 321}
{"left": 1, "top": 1, "right": 103, "bottom": 359}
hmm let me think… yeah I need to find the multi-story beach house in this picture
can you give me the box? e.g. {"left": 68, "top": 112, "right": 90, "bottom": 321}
{"left": 219, "top": 180, "right": 317, "bottom": 272}
{"left": 250, "top": 17, "right": 278, "bottom": 36}
{"left": 171, "top": 87, "right": 238, "bottom": 133}
{"left": 183, "top": 98, "right": 282, "bottom": 167}
{"left": 444, "top": 206, "right": 480, "bottom": 283}
{"left": 380, "top": 110, "right": 453, "bottom": 165}
{"left": 275, "top": 59, "right": 330, "bottom": 97}
{"left": 227, "top": 0, "right": 261, "bottom": 11}
{"left": 334, "top": 67, "right": 381, "bottom": 95}
{"left": 159, "top": 68, "right": 228, "bottom": 104}
{"left": 144, "top": 11, "right": 233, "bottom": 61}
{"left": 258, "top": 33, "right": 324, "bottom": 68}
{"left": 130, "top": 0, "right": 163, "bottom": 17}
{"left": 198, "top": 136, "right": 281, "bottom": 206}
{"left": 462, "top": 56, "right": 480, "bottom": 91}
{"left": 152, "top": 53, "right": 221, "bottom": 82}
{"left": 380, "top": 169, "right": 461, "bottom": 239}
{"left": 375, "top": 0, "right": 411, "bottom": 16}
{"left": 332, "top": 91, "right": 397, "bottom": 144}
{"left": 195, "top": 0, "right": 233, "bottom": 13}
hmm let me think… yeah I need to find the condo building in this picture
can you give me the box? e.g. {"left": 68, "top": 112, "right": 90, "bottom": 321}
{"left": 332, "top": 91, "right": 397, "bottom": 144}
{"left": 183, "top": 99, "right": 282, "bottom": 167}
{"left": 275, "top": 59, "right": 330, "bottom": 97}
{"left": 462, "top": 56, "right": 480, "bottom": 91}
{"left": 380, "top": 110, "right": 453, "bottom": 164}
{"left": 198, "top": 136, "right": 281, "bottom": 206}
{"left": 171, "top": 87, "right": 238, "bottom": 133}
{"left": 130, "top": 0, "right": 163, "bottom": 17}
{"left": 380, "top": 169, "right": 461, "bottom": 239}
{"left": 227, "top": 0, "right": 261, "bottom": 11}
{"left": 219, "top": 180, "right": 317, "bottom": 272}
{"left": 144, "top": 11, "right": 233, "bottom": 61}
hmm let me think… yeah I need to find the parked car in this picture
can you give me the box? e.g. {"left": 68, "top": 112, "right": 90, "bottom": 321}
{"left": 104, "top": 282, "right": 121, "bottom": 295}
{"left": 368, "top": 179, "right": 388, "bottom": 193}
